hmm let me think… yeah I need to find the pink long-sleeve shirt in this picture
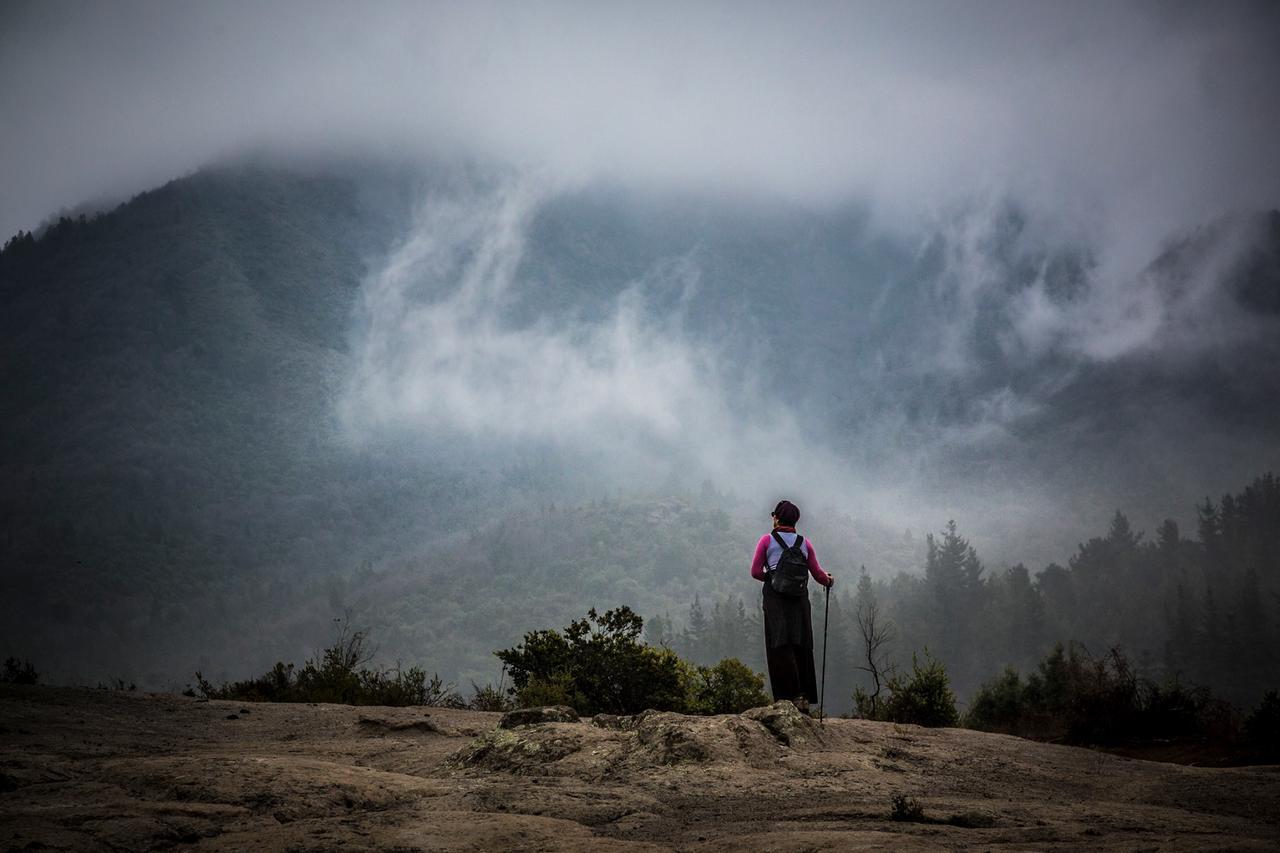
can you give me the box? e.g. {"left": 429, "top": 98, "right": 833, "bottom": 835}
{"left": 750, "top": 530, "right": 832, "bottom": 587}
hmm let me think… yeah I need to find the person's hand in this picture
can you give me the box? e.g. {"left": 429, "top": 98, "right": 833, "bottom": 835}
{"left": 826, "top": 574, "right": 835, "bottom": 588}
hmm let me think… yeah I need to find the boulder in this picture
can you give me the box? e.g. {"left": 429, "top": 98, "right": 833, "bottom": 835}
{"left": 742, "top": 700, "right": 823, "bottom": 747}
{"left": 499, "top": 706, "right": 580, "bottom": 728}
{"left": 633, "top": 711, "right": 710, "bottom": 764}
{"left": 591, "top": 713, "right": 632, "bottom": 730}
{"left": 453, "top": 727, "right": 584, "bottom": 775}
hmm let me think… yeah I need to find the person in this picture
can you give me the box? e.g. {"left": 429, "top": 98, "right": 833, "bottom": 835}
{"left": 749, "top": 499, "right": 833, "bottom": 710}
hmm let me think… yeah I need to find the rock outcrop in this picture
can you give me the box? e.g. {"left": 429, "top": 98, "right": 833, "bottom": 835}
{"left": 5, "top": 685, "right": 1280, "bottom": 851}
{"left": 742, "top": 700, "right": 824, "bottom": 747}
{"left": 499, "top": 705, "right": 581, "bottom": 728}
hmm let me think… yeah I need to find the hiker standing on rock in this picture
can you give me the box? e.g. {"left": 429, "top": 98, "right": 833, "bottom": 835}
{"left": 750, "top": 500, "right": 833, "bottom": 710}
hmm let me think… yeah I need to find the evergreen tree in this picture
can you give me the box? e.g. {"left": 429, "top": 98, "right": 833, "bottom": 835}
{"left": 992, "top": 564, "right": 1044, "bottom": 672}
{"left": 1156, "top": 519, "right": 1180, "bottom": 553}
{"left": 734, "top": 596, "right": 764, "bottom": 672}
{"left": 1238, "top": 568, "right": 1272, "bottom": 687}
{"left": 1197, "top": 498, "right": 1221, "bottom": 557}
{"left": 1164, "top": 583, "right": 1197, "bottom": 680}
{"left": 923, "top": 520, "right": 986, "bottom": 691}
{"left": 683, "top": 594, "right": 709, "bottom": 664}
{"left": 646, "top": 612, "right": 674, "bottom": 647}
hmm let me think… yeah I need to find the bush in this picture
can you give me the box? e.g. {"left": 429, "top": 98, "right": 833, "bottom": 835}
{"left": 1, "top": 657, "right": 39, "bottom": 685}
{"left": 516, "top": 673, "right": 578, "bottom": 709}
{"left": 1032, "top": 644, "right": 1144, "bottom": 743}
{"left": 98, "top": 678, "right": 137, "bottom": 691}
{"left": 1140, "top": 678, "right": 1217, "bottom": 741}
{"left": 889, "top": 794, "right": 925, "bottom": 822}
{"left": 881, "top": 651, "right": 959, "bottom": 727}
{"left": 965, "top": 644, "right": 1231, "bottom": 746}
{"left": 470, "top": 681, "right": 514, "bottom": 712}
{"left": 688, "top": 658, "right": 770, "bottom": 715}
{"left": 195, "top": 623, "right": 462, "bottom": 707}
{"left": 852, "top": 687, "right": 877, "bottom": 720}
{"left": 1244, "top": 690, "right": 1280, "bottom": 762}
{"left": 497, "top": 607, "right": 689, "bottom": 716}
{"left": 963, "top": 666, "right": 1024, "bottom": 733}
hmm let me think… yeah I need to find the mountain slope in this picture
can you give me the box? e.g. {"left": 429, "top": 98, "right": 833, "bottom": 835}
{"left": 2, "top": 161, "right": 1278, "bottom": 689}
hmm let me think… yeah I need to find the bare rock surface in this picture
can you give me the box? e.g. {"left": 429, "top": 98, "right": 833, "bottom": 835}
{"left": 499, "top": 705, "right": 580, "bottom": 728}
{"left": 2, "top": 685, "right": 1279, "bottom": 851}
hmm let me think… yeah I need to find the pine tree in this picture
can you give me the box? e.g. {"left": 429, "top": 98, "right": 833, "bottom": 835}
{"left": 923, "top": 521, "right": 985, "bottom": 690}
{"left": 684, "top": 594, "right": 709, "bottom": 664}
{"left": 1156, "top": 519, "right": 1180, "bottom": 553}
{"left": 646, "top": 612, "right": 673, "bottom": 647}
{"left": 1197, "top": 498, "right": 1220, "bottom": 555}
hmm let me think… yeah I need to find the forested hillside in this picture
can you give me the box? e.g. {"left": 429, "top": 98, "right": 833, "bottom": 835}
{"left": 0, "top": 162, "right": 454, "bottom": 682}
{"left": 2, "top": 161, "right": 1278, "bottom": 704}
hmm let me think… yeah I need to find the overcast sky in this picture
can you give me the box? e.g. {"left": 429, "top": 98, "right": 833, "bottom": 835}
{"left": 2, "top": 0, "right": 1279, "bottom": 257}
{"left": 1, "top": 0, "right": 1278, "bottom": 574}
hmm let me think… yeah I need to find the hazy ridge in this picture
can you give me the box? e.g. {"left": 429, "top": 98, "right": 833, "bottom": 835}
{"left": 2, "top": 159, "right": 1278, "bottom": 696}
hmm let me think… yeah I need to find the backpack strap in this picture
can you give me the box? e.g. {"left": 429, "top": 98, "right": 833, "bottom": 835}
{"left": 769, "top": 531, "right": 787, "bottom": 568}
{"left": 771, "top": 531, "right": 805, "bottom": 559}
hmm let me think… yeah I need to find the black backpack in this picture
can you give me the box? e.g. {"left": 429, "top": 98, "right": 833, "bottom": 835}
{"left": 768, "top": 531, "right": 809, "bottom": 597}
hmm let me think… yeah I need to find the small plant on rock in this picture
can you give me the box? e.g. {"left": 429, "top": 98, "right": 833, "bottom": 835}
{"left": 889, "top": 794, "right": 925, "bottom": 822}
{"left": 470, "top": 681, "right": 515, "bottom": 712}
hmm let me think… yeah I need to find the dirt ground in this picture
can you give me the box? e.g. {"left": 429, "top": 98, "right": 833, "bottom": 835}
{"left": 2, "top": 684, "right": 1278, "bottom": 851}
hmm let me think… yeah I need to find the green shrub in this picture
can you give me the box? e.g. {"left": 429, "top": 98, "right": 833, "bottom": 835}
{"left": 470, "top": 681, "right": 515, "bottom": 712}
{"left": 852, "top": 686, "right": 882, "bottom": 720}
{"left": 517, "top": 673, "right": 578, "bottom": 709}
{"left": 194, "top": 624, "right": 461, "bottom": 707}
{"left": 853, "top": 652, "right": 959, "bottom": 726}
{"left": 1031, "top": 645, "right": 1144, "bottom": 743}
{"left": 1140, "top": 678, "right": 1215, "bottom": 741}
{"left": 963, "top": 666, "right": 1025, "bottom": 732}
{"left": 882, "top": 651, "right": 959, "bottom": 727}
{"left": 688, "top": 658, "right": 770, "bottom": 714}
{"left": 965, "top": 644, "right": 1233, "bottom": 746}
{"left": 98, "top": 677, "right": 137, "bottom": 691}
{"left": 1245, "top": 690, "right": 1280, "bottom": 761}
{"left": 497, "top": 607, "right": 690, "bottom": 716}
{"left": 197, "top": 662, "right": 296, "bottom": 703}
{"left": 1, "top": 657, "right": 39, "bottom": 685}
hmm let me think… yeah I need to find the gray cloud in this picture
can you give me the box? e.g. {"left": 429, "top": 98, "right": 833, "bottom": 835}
{"left": 3, "top": 0, "right": 1278, "bottom": 259}
{"left": 335, "top": 175, "right": 1096, "bottom": 565}
{"left": 4, "top": 0, "right": 1278, "bottom": 564}
{"left": 339, "top": 175, "right": 854, "bottom": 504}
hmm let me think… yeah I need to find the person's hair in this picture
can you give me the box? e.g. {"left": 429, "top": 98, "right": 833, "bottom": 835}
{"left": 773, "top": 500, "right": 800, "bottom": 526}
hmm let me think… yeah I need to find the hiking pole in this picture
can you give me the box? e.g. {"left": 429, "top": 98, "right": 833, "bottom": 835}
{"left": 819, "top": 582, "right": 830, "bottom": 724}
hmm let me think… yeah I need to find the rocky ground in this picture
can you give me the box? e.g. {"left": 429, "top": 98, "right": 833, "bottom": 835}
{"left": 2, "top": 684, "right": 1279, "bottom": 851}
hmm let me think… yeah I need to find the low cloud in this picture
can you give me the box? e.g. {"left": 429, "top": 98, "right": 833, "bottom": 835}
{"left": 335, "top": 177, "right": 1105, "bottom": 563}
{"left": 4, "top": 0, "right": 1278, "bottom": 564}
{"left": 340, "top": 176, "right": 818, "bottom": 497}
{"left": 3, "top": 0, "right": 1278, "bottom": 269}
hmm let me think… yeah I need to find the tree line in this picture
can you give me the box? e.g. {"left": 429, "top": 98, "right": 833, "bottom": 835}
{"left": 657, "top": 473, "right": 1279, "bottom": 713}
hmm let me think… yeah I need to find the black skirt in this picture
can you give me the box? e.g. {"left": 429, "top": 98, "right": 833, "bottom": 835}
{"left": 761, "top": 580, "right": 813, "bottom": 649}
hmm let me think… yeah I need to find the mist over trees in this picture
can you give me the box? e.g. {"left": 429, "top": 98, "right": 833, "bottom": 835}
{"left": 662, "top": 474, "right": 1279, "bottom": 712}
{"left": 2, "top": 161, "right": 1279, "bottom": 703}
